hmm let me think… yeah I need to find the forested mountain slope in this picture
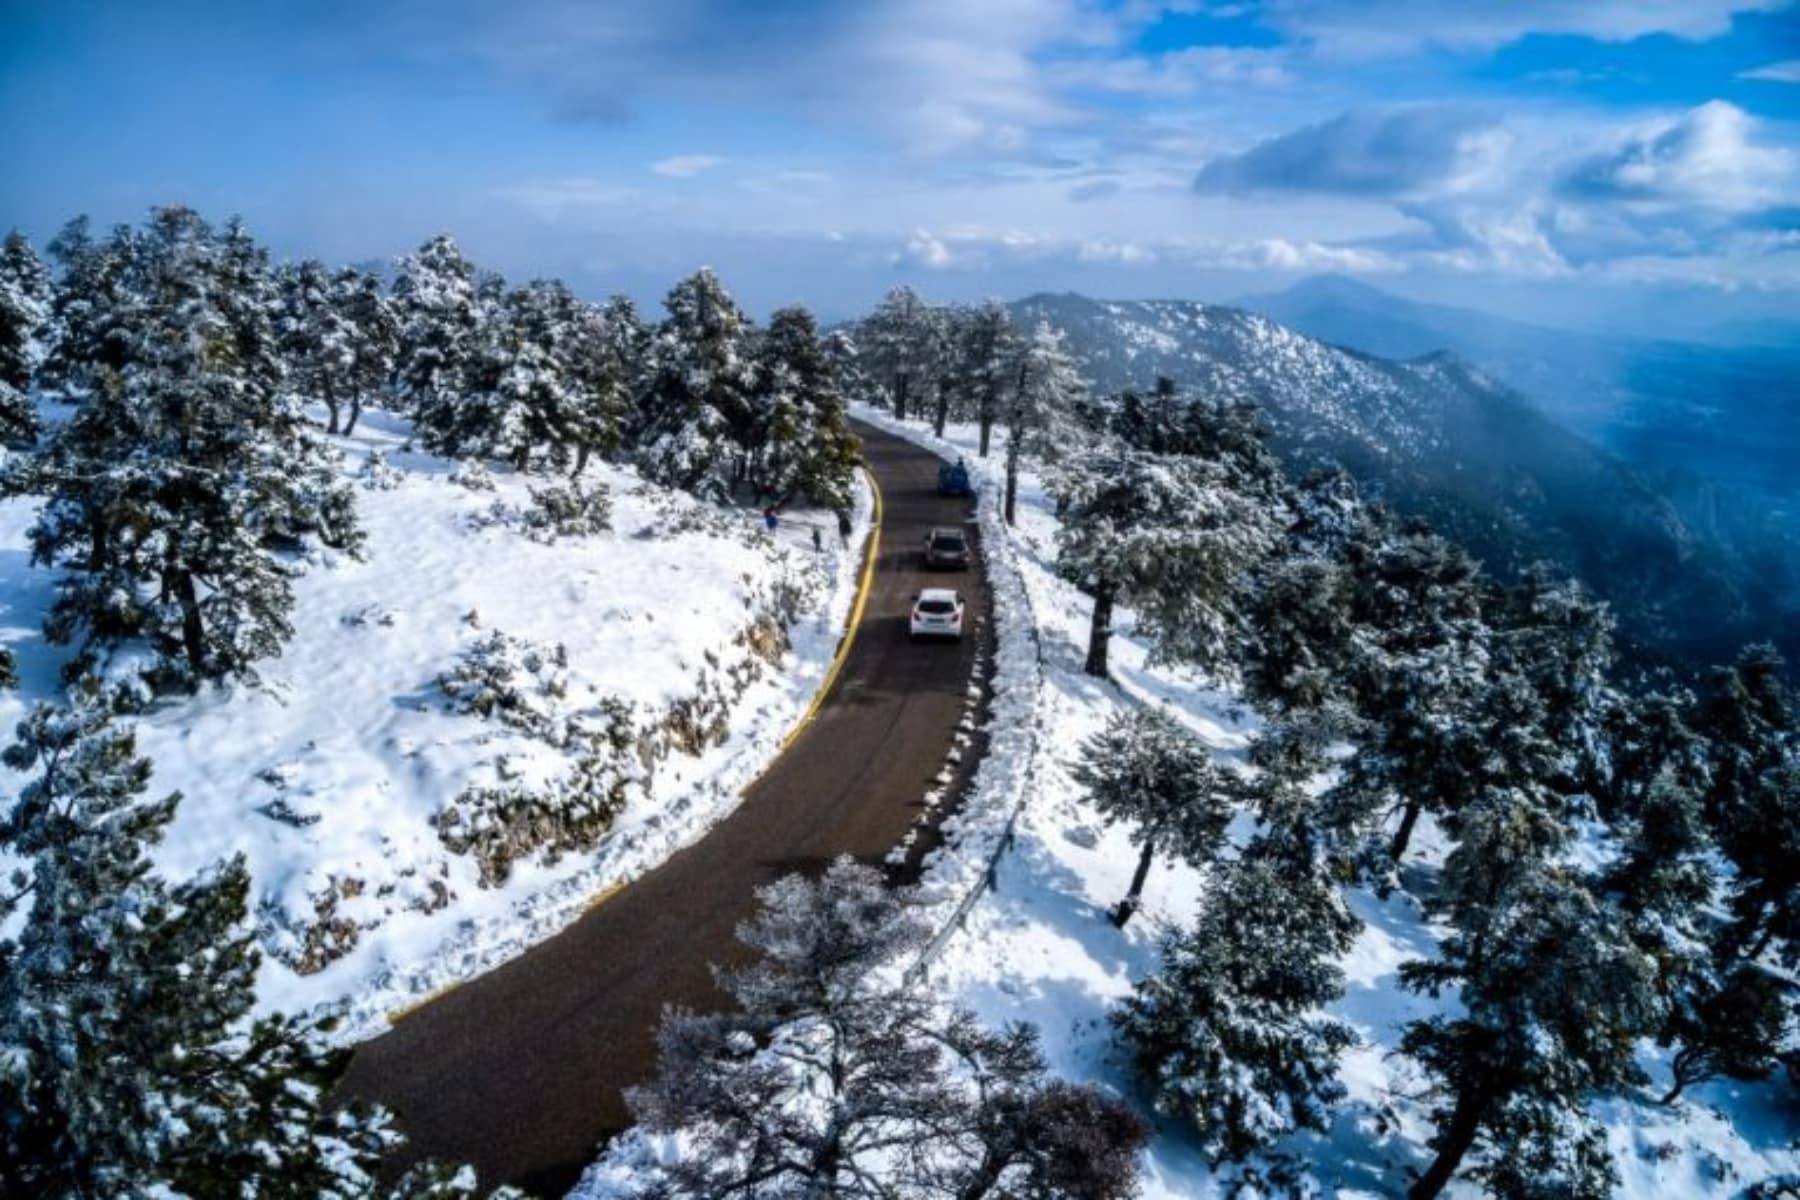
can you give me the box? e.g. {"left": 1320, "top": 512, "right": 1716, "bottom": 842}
{"left": 1011, "top": 292, "right": 1798, "bottom": 670}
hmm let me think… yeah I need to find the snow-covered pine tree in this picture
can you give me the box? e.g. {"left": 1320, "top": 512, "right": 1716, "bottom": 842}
{"left": 1400, "top": 872, "right": 1663, "bottom": 1199}
{"left": 1585, "top": 682, "right": 1704, "bottom": 824}
{"left": 1072, "top": 706, "right": 1236, "bottom": 927}
{"left": 1000, "top": 320, "right": 1086, "bottom": 525}
{"left": 1659, "top": 962, "right": 1791, "bottom": 1104}
{"left": 392, "top": 233, "right": 480, "bottom": 428}
{"left": 1240, "top": 468, "right": 1369, "bottom": 717}
{"left": 936, "top": 305, "right": 964, "bottom": 437}
{"left": 1050, "top": 443, "right": 1282, "bottom": 678}
{"left": 21, "top": 207, "right": 360, "bottom": 691}
{"left": 860, "top": 284, "right": 933, "bottom": 421}
{"left": 1317, "top": 516, "right": 1491, "bottom": 873}
{"left": 0, "top": 685, "right": 398, "bottom": 1195}
{"left": 1690, "top": 643, "right": 1799, "bottom": 967}
{"left": 331, "top": 265, "right": 399, "bottom": 437}
{"left": 634, "top": 268, "right": 755, "bottom": 502}
{"left": 278, "top": 260, "right": 396, "bottom": 437}
{"left": 617, "top": 858, "right": 1145, "bottom": 1199}
{"left": 1398, "top": 718, "right": 1662, "bottom": 1199}
{"left": 955, "top": 299, "right": 1022, "bottom": 458}
{"left": 822, "top": 327, "right": 872, "bottom": 407}
{"left": 0, "top": 228, "right": 52, "bottom": 448}
{"left": 748, "top": 305, "right": 859, "bottom": 509}
{"left": 562, "top": 298, "right": 634, "bottom": 477}
{"left": 34, "top": 215, "right": 133, "bottom": 407}
{"left": 1113, "top": 851, "right": 1359, "bottom": 1164}
{"left": 459, "top": 279, "right": 588, "bottom": 470}
{"left": 1485, "top": 565, "right": 1615, "bottom": 794}
{"left": 1591, "top": 769, "right": 1788, "bottom": 1104}
{"left": 1110, "top": 375, "right": 1182, "bottom": 452}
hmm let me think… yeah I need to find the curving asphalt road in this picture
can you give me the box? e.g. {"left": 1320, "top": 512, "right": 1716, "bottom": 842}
{"left": 338, "top": 422, "right": 992, "bottom": 1196}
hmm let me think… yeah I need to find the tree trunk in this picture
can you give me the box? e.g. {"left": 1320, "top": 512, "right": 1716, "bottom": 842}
{"left": 344, "top": 393, "right": 362, "bottom": 437}
{"left": 1004, "top": 429, "right": 1020, "bottom": 526}
{"left": 1113, "top": 837, "right": 1156, "bottom": 928}
{"left": 1390, "top": 796, "right": 1424, "bottom": 866}
{"left": 1408, "top": 1084, "right": 1491, "bottom": 1200}
{"left": 893, "top": 374, "right": 909, "bottom": 422}
{"left": 323, "top": 382, "right": 340, "bottom": 435}
{"left": 933, "top": 384, "right": 949, "bottom": 438}
{"left": 1085, "top": 581, "right": 1115, "bottom": 678}
{"left": 573, "top": 443, "right": 591, "bottom": 479}
{"left": 955, "top": 1150, "right": 1013, "bottom": 1200}
{"left": 87, "top": 511, "right": 110, "bottom": 571}
{"left": 512, "top": 443, "right": 530, "bottom": 471}
{"left": 978, "top": 408, "right": 992, "bottom": 458}
{"left": 174, "top": 570, "right": 207, "bottom": 680}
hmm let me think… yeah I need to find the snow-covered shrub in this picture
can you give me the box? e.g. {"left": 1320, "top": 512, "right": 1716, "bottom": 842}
{"left": 438, "top": 630, "right": 572, "bottom": 745}
{"left": 630, "top": 483, "right": 748, "bottom": 543}
{"left": 357, "top": 447, "right": 406, "bottom": 490}
{"left": 437, "top": 712, "right": 640, "bottom": 886}
{"left": 519, "top": 479, "right": 612, "bottom": 541}
{"left": 448, "top": 457, "right": 496, "bottom": 492}
{"left": 468, "top": 481, "right": 614, "bottom": 543}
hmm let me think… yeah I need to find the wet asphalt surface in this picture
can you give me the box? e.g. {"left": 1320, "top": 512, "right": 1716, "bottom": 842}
{"left": 337, "top": 421, "right": 992, "bottom": 1196}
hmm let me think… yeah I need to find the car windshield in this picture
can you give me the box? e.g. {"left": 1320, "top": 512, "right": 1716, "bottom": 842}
{"left": 931, "top": 534, "right": 965, "bottom": 551}
{"left": 918, "top": 599, "right": 956, "bottom": 614}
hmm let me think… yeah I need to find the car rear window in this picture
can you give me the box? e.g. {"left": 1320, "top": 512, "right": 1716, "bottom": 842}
{"left": 931, "top": 534, "right": 966, "bottom": 551}
{"left": 918, "top": 599, "right": 957, "bottom": 614}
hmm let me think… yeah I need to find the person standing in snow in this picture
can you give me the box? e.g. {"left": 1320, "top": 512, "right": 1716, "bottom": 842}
{"left": 836, "top": 508, "right": 852, "bottom": 546}
{"left": 763, "top": 506, "right": 779, "bottom": 533}
{"left": 812, "top": 527, "right": 823, "bottom": 553}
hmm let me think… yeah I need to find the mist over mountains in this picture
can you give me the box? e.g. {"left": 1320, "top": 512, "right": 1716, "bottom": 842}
{"left": 1011, "top": 290, "right": 1800, "bottom": 672}
{"left": 1237, "top": 275, "right": 1800, "bottom": 523}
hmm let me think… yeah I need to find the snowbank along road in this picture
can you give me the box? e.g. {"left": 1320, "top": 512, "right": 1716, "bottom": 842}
{"left": 339, "top": 422, "right": 994, "bottom": 1195}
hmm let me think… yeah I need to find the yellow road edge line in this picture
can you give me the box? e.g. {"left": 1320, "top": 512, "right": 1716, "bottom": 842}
{"left": 386, "top": 978, "right": 466, "bottom": 1025}
{"left": 776, "top": 464, "right": 883, "bottom": 755}
{"left": 385, "top": 879, "right": 631, "bottom": 1024}
{"left": 583, "top": 879, "right": 627, "bottom": 913}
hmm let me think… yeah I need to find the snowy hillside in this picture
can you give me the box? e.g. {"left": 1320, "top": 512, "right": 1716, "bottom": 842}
{"left": 0, "top": 406, "right": 869, "bottom": 1035}
{"left": 852, "top": 406, "right": 1798, "bottom": 1200}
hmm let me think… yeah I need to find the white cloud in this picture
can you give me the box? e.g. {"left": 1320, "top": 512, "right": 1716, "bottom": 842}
{"left": 1738, "top": 59, "right": 1800, "bottom": 83}
{"left": 1560, "top": 101, "right": 1796, "bottom": 212}
{"left": 1052, "top": 45, "right": 1294, "bottom": 94}
{"left": 1245, "top": 237, "right": 1402, "bottom": 273}
{"left": 896, "top": 228, "right": 955, "bottom": 268}
{"left": 1195, "top": 107, "right": 1511, "bottom": 198}
{"left": 652, "top": 154, "right": 726, "bottom": 178}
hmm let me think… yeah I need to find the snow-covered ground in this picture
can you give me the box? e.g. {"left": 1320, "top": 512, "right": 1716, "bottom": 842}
{"left": 856, "top": 405, "right": 1798, "bottom": 1200}
{"left": 0, "top": 406, "right": 870, "bottom": 1038}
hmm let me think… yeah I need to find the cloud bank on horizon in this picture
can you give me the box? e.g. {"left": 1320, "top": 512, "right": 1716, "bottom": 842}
{"left": 2, "top": 0, "right": 1796, "bottom": 328}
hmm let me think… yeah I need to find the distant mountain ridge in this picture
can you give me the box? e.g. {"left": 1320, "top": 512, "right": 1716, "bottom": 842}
{"left": 1234, "top": 275, "right": 1800, "bottom": 519}
{"left": 1010, "top": 291, "right": 1799, "bottom": 670}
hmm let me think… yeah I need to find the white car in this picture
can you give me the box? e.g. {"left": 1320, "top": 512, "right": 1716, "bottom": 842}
{"left": 909, "top": 587, "right": 966, "bottom": 640}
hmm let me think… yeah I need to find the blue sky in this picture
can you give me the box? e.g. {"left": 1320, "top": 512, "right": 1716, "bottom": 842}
{"left": 2, "top": 0, "right": 1796, "bottom": 331}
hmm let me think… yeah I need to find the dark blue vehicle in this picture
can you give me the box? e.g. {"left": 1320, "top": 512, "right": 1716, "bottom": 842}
{"left": 937, "top": 458, "right": 973, "bottom": 497}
